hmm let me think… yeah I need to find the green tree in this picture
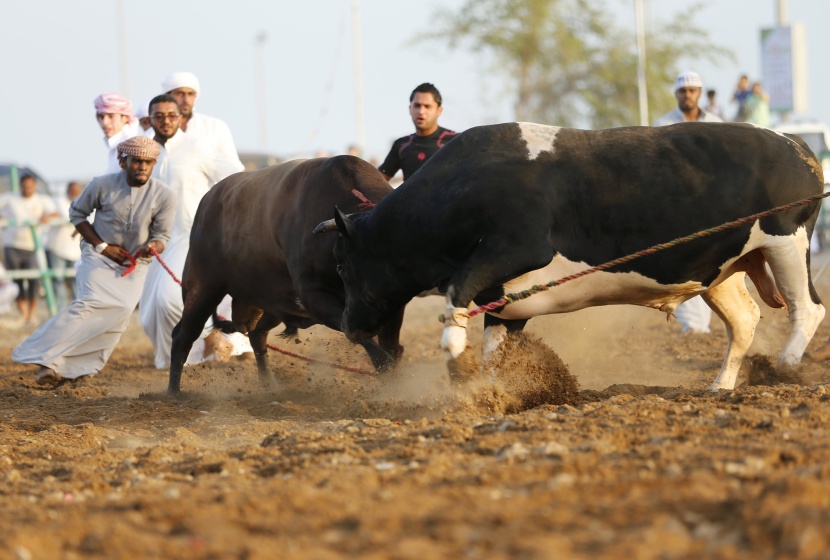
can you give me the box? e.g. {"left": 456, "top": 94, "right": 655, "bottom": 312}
{"left": 418, "top": 0, "right": 733, "bottom": 128}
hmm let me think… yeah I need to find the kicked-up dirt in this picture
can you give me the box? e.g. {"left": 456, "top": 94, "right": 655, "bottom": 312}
{"left": 2, "top": 268, "right": 830, "bottom": 559}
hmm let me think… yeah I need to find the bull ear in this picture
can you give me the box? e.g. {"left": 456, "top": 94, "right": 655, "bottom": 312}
{"left": 334, "top": 206, "right": 356, "bottom": 238}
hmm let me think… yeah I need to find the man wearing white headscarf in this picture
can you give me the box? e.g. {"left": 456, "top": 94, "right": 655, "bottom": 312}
{"left": 140, "top": 93, "right": 249, "bottom": 369}
{"left": 160, "top": 71, "right": 239, "bottom": 160}
{"left": 135, "top": 98, "right": 153, "bottom": 133}
{"left": 13, "top": 136, "right": 177, "bottom": 385}
{"left": 94, "top": 92, "right": 140, "bottom": 173}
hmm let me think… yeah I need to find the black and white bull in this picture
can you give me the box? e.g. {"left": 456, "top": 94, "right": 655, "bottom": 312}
{"left": 168, "top": 156, "right": 404, "bottom": 395}
{"left": 324, "top": 122, "right": 826, "bottom": 391}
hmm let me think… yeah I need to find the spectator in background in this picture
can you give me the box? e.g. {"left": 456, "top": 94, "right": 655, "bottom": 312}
{"left": 0, "top": 260, "right": 20, "bottom": 317}
{"left": 379, "top": 83, "right": 457, "bottom": 183}
{"left": 135, "top": 98, "right": 153, "bottom": 133}
{"left": 704, "top": 89, "right": 723, "bottom": 120}
{"left": 653, "top": 71, "right": 723, "bottom": 126}
{"left": 0, "top": 174, "right": 59, "bottom": 326}
{"left": 94, "top": 92, "right": 139, "bottom": 173}
{"left": 45, "top": 181, "right": 83, "bottom": 310}
{"left": 744, "top": 82, "right": 771, "bottom": 127}
{"left": 731, "top": 74, "right": 751, "bottom": 122}
{"left": 160, "top": 71, "right": 239, "bottom": 160}
{"left": 653, "top": 71, "right": 723, "bottom": 335}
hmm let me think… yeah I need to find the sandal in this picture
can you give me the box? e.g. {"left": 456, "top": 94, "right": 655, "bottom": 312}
{"left": 35, "top": 367, "right": 62, "bottom": 386}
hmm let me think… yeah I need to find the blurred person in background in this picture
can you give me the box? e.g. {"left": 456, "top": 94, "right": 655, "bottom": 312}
{"left": 45, "top": 181, "right": 83, "bottom": 310}
{"left": 160, "top": 71, "right": 238, "bottom": 160}
{"left": 731, "top": 74, "right": 751, "bottom": 122}
{"left": 0, "top": 260, "right": 20, "bottom": 317}
{"left": 0, "top": 174, "right": 59, "bottom": 326}
{"left": 653, "top": 71, "right": 723, "bottom": 126}
{"left": 653, "top": 71, "right": 722, "bottom": 335}
{"left": 94, "top": 92, "right": 139, "bottom": 173}
{"left": 744, "top": 82, "right": 770, "bottom": 127}
{"left": 704, "top": 89, "right": 723, "bottom": 120}
{"left": 136, "top": 98, "right": 153, "bottom": 133}
{"left": 379, "top": 82, "right": 457, "bottom": 183}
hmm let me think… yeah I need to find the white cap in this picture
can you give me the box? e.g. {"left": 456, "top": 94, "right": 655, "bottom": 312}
{"left": 674, "top": 71, "right": 703, "bottom": 91}
{"left": 161, "top": 71, "right": 201, "bottom": 95}
{"left": 135, "top": 98, "right": 152, "bottom": 119}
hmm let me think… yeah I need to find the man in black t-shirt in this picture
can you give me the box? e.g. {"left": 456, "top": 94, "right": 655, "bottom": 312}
{"left": 379, "top": 83, "right": 457, "bottom": 182}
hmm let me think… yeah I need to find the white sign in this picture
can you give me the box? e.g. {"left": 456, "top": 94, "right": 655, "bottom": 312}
{"left": 760, "top": 24, "right": 808, "bottom": 114}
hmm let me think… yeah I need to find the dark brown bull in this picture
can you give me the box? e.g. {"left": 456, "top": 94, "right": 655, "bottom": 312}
{"left": 168, "top": 156, "right": 403, "bottom": 395}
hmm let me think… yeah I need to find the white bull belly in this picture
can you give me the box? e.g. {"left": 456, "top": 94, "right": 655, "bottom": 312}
{"left": 489, "top": 254, "right": 703, "bottom": 321}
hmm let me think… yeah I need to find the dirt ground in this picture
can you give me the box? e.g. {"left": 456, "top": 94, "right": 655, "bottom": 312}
{"left": 3, "top": 263, "right": 830, "bottom": 559}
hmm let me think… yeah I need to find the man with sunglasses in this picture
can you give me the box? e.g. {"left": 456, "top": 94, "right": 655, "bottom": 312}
{"left": 141, "top": 94, "right": 250, "bottom": 369}
{"left": 652, "top": 71, "right": 723, "bottom": 335}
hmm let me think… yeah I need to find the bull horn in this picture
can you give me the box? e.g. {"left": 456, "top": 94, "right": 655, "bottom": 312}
{"left": 313, "top": 219, "right": 338, "bottom": 234}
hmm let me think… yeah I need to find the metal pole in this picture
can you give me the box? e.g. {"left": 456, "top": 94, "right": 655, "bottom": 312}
{"left": 776, "top": 0, "right": 788, "bottom": 25}
{"left": 10, "top": 165, "right": 19, "bottom": 195}
{"left": 352, "top": 0, "right": 366, "bottom": 155}
{"left": 30, "top": 223, "right": 57, "bottom": 316}
{"left": 634, "top": 0, "right": 649, "bottom": 126}
{"left": 254, "top": 32, "right": 268, "bottom": 150}
{"left": 117, "top": 0, "right": 130, "bottom": 96}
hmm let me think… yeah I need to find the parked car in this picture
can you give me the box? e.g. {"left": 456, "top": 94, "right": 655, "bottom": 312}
{"left": 774, "top": 122, "right": 830, "bottom": 250}
{"left": 0, "top": 163, "right": 49, "bottom": 195}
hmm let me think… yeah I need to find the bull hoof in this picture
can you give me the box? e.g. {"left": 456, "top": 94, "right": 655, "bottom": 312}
{"left": 166, "top": 387, "right": 183, "bottom": 398}
{"left": 258, "top": 372, "right": 277, "bottom": 389}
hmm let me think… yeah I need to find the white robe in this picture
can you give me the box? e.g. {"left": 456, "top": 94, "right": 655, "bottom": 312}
{"left": 140, "top": 130, "right": 249, "bottom": 369}
{"left": 12, "top": 245, "right": 148, "bottom": 378}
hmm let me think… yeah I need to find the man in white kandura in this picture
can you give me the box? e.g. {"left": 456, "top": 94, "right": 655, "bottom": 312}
{"left": 653, "top": 71, "right": 723, "bottom": 334}
{"left": 139, "top": 93, "right": 251, "bottom": 369}
{"left": 160, "top": 71, "right": 238, "bottom": 161}
{"left": 13, "top": 136, "right": 177, "bottom": 385}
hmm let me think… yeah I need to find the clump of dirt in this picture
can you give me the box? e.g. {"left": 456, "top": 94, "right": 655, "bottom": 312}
{"left": 746, "top": 354, "right": 804, "bottom": 386}
{"left": 478, "top": 332, "right": 581, "bottom": 413}
{"left": 446, "top": 349, "right": 481, "bottom": 383}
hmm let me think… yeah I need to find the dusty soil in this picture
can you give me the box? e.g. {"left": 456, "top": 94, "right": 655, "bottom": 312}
{"left": 3, "top": 267, "right": 830, "bottom": 559}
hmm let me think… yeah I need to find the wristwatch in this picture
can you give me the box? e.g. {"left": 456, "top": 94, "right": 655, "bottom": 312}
{"left": 95, "top": 242, "right": 109, "bottom": 254}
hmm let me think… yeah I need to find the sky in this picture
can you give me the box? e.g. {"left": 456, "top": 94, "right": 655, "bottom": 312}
{"left": 2, "top": 0, "right": 829, "bottom": 183}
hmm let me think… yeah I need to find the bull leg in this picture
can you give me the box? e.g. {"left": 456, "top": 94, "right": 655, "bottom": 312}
{"left": 762, "top": 235, "right": 825, "bottom": 366}
{"left": 247, "top": 312, "right": 281, "bottom": 385}
{"left": 482, "top": 315, "right": 529, "bottom": 380}
{"left": 359, "top": 340, "right": 398, "bottom": 373}
{"left": 701, "top": 273, "right": 761, "bottom": 391}
{"left": 442, "top": 237, "right": 553, "bottom": 359}
{"left": 169, "top": 286, "right": 225, "bottom": 396}
{"left": 377, "top": 306, "right": 406, "bottom": 363}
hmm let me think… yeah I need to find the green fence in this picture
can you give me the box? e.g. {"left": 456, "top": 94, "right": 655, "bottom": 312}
{"left": 0, "top": 219, "right": 77, "bottom": 316}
